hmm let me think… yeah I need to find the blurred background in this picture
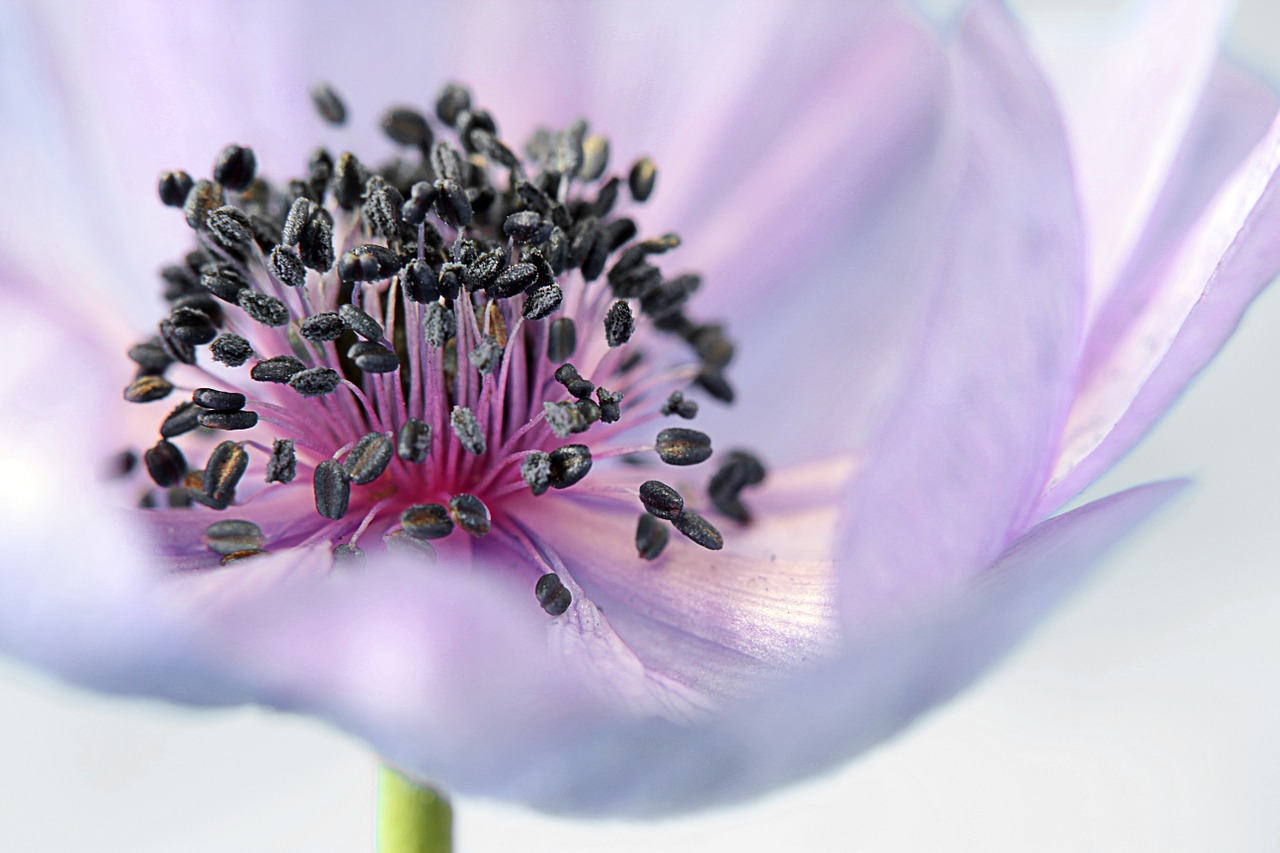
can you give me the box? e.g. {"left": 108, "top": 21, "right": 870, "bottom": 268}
{"left": 2, "top": 1, "right": 1278, "bottom": 850}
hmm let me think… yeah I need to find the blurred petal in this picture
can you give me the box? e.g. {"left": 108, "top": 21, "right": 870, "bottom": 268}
{"left": 833, "top": 1, "right": 1086, "bottom": 622}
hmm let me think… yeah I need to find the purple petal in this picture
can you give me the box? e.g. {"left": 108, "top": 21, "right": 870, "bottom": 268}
{"left": 831, "top": 1, "right": 1086, "bottom": 622}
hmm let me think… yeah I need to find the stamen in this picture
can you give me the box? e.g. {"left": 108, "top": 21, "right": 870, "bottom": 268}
{"left": 237, "top": 290, "right": 290, "bottom": 327}
{"left": 289, "top": 366, "right": 342, "bottom": 397}
{"left": 672, "top": 511, "right": 723, "bottom": 550}
{"left": 213, "top": 144, "right": 257, "bottom": 192}
{"left": 314, "top": 459, "right": 352, "bottom": 520}
{"left": 660, "top": 391, "right": 698, "bottom": 419}
{"left": 203, "top": 441, "right": 249, "bottom": 507}
{"left": 547, "top": 317, "right": 577, "bottom": 362}
{"left": 554, "top": 363, "right": 594, "bottom": 400}
{"left": 604, "top": 300, "right": 635, "bottom": 347}
{"left": 251, "top": 356, "right": 306, "bottom": 383}
{"left": 144, "top": 440, "right": 187, "bottom": 488}
{"left": 204, "top": 520, "right": 265, "bottom": 556}
{"left": 448, "top": 494, "right": 491, "bottom": 537}
{"left": 384, "top": 529, "right": 439, "bottom": 562}
{"left": 638, "top": 480, "right": 683, "bottom": 520}
{"left": 547, "top": 444, "right": 592, "bottom": 490}
{"left": 192, "top": 388, "right": 247, "bottom": 412}
{"left": 400, "top": 504, "right": 454, "bottom": 539}
{"left": 635, "top": 514, "right": 669, "bottom": 560}
{"left": 628, "top": 157, "right": 657, "bottom": 202}
{"left": 338, "top": 303, "right": 384, "bottom": 341}
{"left": 160, "top": 401, "right": 202, "bottom": 438}
{"left": 310, "top": 83, "right": 347, "bottom": 125}
{"left": 157, "top": 171, "right": 194, "bottom": 208}
{"left": 265, "top": 439, "right": 297, "bottom": 484}
{"left": 342, "top": 433, "right": 394, "bottom": 485}
{"left": 333, "top": 543, "right": 366, "bottom": 567}
{"left": 348, "top": 341, "right": 400, "bottom": 373}
{"left": 397, "top": 419, "right": 432, "bottom": 463}
{"left": 450, "top": 406, "right": 486, "bottom": 455}
{"left": 521, "top": 452, "right": 551, "bottom": 495}
{"left": 534, "top": 573, "right": 572, "bottom": 616}
{"left": 655, "top": 427, "right": 712, "bottom": 466}
{"left": 124, "top": 375, "right": 174, "bottom": 404}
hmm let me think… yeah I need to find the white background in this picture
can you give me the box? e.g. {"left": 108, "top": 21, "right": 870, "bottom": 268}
{"left": 2, "top": 1, "right": 1279, "bottom": 850}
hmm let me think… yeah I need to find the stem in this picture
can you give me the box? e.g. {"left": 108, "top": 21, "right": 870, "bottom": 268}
{"left": 376, "top": 765, "right": 453, "bottom": 853}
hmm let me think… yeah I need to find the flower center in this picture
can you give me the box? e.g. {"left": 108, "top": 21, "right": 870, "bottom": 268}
{"left": 119, "top": 82, "right": 766, "bottom": 616}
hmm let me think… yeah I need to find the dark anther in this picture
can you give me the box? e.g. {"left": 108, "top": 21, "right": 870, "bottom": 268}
{"left": 265, "top": 438, "right": 296, "bottom": 484}
{"left": 554, "top": 364, "right": 594, "bottom": 400}
{"left": 596, "top": 388, "right": 623, "bottom": 423}
{"left": 289, "top": 366, "right": 342, "bottom": 397}
{"left": 310, "top": 83, "right": 347, "bottom": 125}
{"left": 579, "top": 135, "right": 609, "bottom": 182}
{"left": 422, "top": 303, "right": 456, "bottom": 348}
{"left": 144, "top": 439, "right": 187, "bottom": 488}
{"left": 205, "top": 205, "right": 254, "bottom": 247}
{"left": 464, "top": 249, "right": 505, "bottom": 293}
{"left": 333, "top": 543, "right": 366, "bottom": 568}
{"left": 401, "top": 181, "right": 438, "bottom": 228}
{"left": 708, "top": 450, "right": 767, "bottom": 523}
{"left": 457, "top": 109, "right": 498, "bottom": 153}
{"left": 488, "top": 263, "right": 537, "bottom": 299}
{"left": 338, "top": 244, "right": 401, "bottom": 284}
{"left": 237, "top": 290, "right": 290, "bottom": 327}
{"left": 342, "top": 432, "right": 393, "bottom": 485}
{"left": 281, "top": 197, "right": 315, "bottom": 247}
{"left": 638, "top": 480, "right": 683, "bottom": 520}
{"left": 543, "top": 401, "right": 588, "bottom": 438}
{"left": 656, "top": 427, "right": 712, "bottom": 466}
{"left": 220, "top": 549, "right": 269, "bottom": 566}
{"left": 535, "top": 573, "right": 572, "bottom": 617}
{"left": 450, "top": 406, "right": 486, "bottom": 455}
{"left": 523, "top": 283, "right": 563, "bottom": 320}
{"left": 204, "top": 519, "right": 264, "bottom": 556}
{"left": 198, "top": 410, "right": 259, "bottom": 431}
{"left": 661, "top": 391, "right": 699, "bottom": 420}
{"left": 250, "top": 355, "right": 306, "bottom": 383}
{"left": 167, "top": 306, "right": 217, "bottom": 345}
{"left": 157, "top": 318, "right": 197, "bottom": 365}
{"left": 548, "top": 444, "right": 592, "bottom": 489}
{"left": 158, "top": 171, "right": 194, "bottom": 208}
{"left": 173, "top": 292, "right": 222, "bottom": 324}
{"left": 672, "top": 511, "right": 723, "bottom": 550}
{"left": 298, "top": 213, "right": 336, "bottom": 273}
{"left": 183, "top": 180, "right": 225, "bottom": 230}
{"left": 338, "top": 303, "right": 384, "bottom": 341}
{"left": 193, "top": 387, "right": 246, "bottom": 412}
{"left": 402, "top": 259, "right": 440, "bottom": 303}
{"left": 430, "top": 141, "right": 466, "bottom": 183}
{"left": 628, "top": 157, "right": 657, "bottom": 202}
{"left": 210, "top": 333, "right": 253, "bottom": 367}
{"left": 576, "top": 398, "right": 601, "bottom": 427}
{"left": 636, "top": 514, "right": 669, "bottom": 561}
{"left": 469, "top": 336, "right": 502, "bottom": 376}
{"left": 160, "top": 263, "right": 199, "bottom": 298}
{"left": 362, "top": 175, "right": 404, "bottom": 240}
{"left": 124, "top": 375, "right": 173, "bottom": 404}
{"left": 381, "top": 107, "right": 433, "bottom": 149}
{"left": 128, "top": 340, "right": 173, "bottom": 373}
{"left": 448, "top": 493, "right": 491, "bottom": 537}
{"left": 348, "top": 341, "right": 401, "bottom": 373}
{"left": 433, "top": 178, "right": 473, "bottom": 228}
{"left": 308, "top": 148, "right": 334, "bottom": 200}
{"left": 470, "top": 128, "right": 518, "bottom": 168}
{"left": 269, "top": 246, "right": 307, "bottom": 288}
{"left": 604, "top": 300, "right": 635, "bottom": 347}
{"left": 400, "top": 504, "right": 454, "bottom": 540}
{"left": 204, "top": 440, "right": 248, "bottom": 506}
{"left": 435, "top": 83, "right": 471, "bottom": 127}
{"left": 436, "top": 263, "right": 463, "bottom": 300}
{"left": 696, "top": 368, "right": 735, "bottom": 403}
{"left": 641, "top": 273, "right": 701, "bottom": 319}
{"left": 313, "top": 459, "right": 351, "bottom": 520}
{"left": 547, "top": 317, "right": 577, "bottom": 362}
{"left": 384, "top": 529, "right": 439, "bottom": 562}
{"left": 160, "top": 401, "right": 202, "bottom": 438}
{"left": 214, "top": 145, "right": 257, "bottom": 192}
{"left": 397, "top": 418, "right": 432, "bottom": 463}
{"left": 331, "top": 152, "right": 367, "bottom": 210}
{"left": 199, "top": 264, "right": 248, "bottom": 303}
{"left": 504, "top": 211, "right": 552, "bottom": 245}
{"left": 609, "top": 264, "right": 662, "bottom": 301}
{"left": 604, "top": 218, "right": 638, "bottom": 251}
{"left": 299, "top": 311, "right": 347, "bottom": 343}
{"left": 521, "top": 451, "right": 551, "bottom": 496}
{"left": 687, "top": 323, "right": 735, "bottom": 368}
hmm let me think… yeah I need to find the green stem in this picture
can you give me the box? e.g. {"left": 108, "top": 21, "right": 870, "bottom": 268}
{"left": 377, "top": 765, "right": 453, "bottom": 853}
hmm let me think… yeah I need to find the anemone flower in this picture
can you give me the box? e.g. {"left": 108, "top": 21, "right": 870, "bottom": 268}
{"left": 1, "top": 0, "right": 1278, "bottom": 848}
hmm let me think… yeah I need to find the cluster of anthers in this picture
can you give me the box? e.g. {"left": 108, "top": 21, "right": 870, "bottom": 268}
{"left": 114, "top": 82, "right": 766, "bottom": 616}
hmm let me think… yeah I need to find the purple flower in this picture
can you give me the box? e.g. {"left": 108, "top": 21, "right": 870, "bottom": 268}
{"left": 1, "top": 0, "right": 1277, "bottom": 820}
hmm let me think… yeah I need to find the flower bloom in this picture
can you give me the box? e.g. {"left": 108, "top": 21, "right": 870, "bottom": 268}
{"left": 1, "top": 0, "right": 1278, "bottom": 819}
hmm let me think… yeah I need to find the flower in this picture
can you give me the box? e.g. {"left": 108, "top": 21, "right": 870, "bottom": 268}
{"left": 1, "top": 0, "right": 1278, "bottom": 822}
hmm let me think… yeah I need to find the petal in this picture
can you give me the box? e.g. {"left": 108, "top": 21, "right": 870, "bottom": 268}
{"left": 1028, "top": 0, "right": 1233, "bottom": 316}
{"left": 511, "top": 480, "right": 1185, "bottom": 815}
{"left": 1041, "top": 90, "right": 1280, "bottom": 513}
{"left": 831, "top": 1, "right": 1087, "bottom": 622}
